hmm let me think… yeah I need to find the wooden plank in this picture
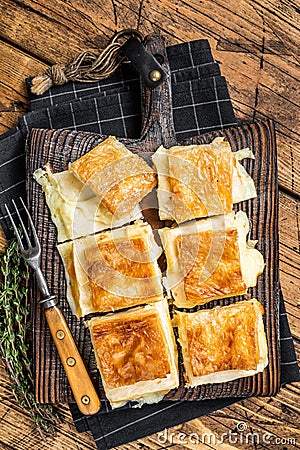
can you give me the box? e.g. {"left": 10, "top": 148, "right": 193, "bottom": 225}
{"left": 0, "top": 41, "right": 45, "bottom": 102}
{"left": 195, "top": 402, "right": 300, "bottom": 449}
{"left": 279, "top": 191, "right": 300, "bottom": 342}
{"left": 0, "top": 0, "right": 299, "bottom": 195}
{"left": 276, "top": 137, "right": 300, "bottom": 199}
{"left": 0, "top": 40, "right": 47, "bottom": 133}
{"left": 249, "top": 0, "right": 300, "bottom": 57}
{"left": 0, "top": 1, "right": 299, "bottom": 449}
{"left": 0, "top": 0, "right": 114, "bottom": 63}
{"left": 0, "top": 366, "right": 96, "bottom": 450}
{"left": 1, "top": 0, "right": 298, "bottom": 90}
{"left": 1, "top": 353, "right": 299, "bottom": 450}
{"left": 132, "top": 388, "right": 300, "bottom": 449}
{"left": 0, "top": 112, "right": 20, "bottom": 134}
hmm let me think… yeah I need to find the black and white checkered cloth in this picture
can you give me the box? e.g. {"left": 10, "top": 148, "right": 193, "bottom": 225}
{"left": 22, "top": 76, "right": 233, "bottom": 140}
{"left": 0, "top": 40, "right": 236, "bottom": 235}
{"left": 23, "top": 47, "right": 234, "bottom": 140}
{"left": 0, "top": 38, "right": 298, "bottom": 450}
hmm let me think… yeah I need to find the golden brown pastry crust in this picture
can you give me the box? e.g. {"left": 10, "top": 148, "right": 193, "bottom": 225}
{"left": 57, "top": 221, "right": 163, "bottom": 316}
{"left": 178, "top": 228, "right": 247, "bottom": 304}
{"left": 91, "top": 313, "right": 171, "bottom": 388}
{"left": 34, "top": 165, "right": 141, "bottom": 242}
{"left": 70, "top": 136, "right": 157, "bottom": 217}
{"left": 84, "top": 234, "right": 163, "bottom": 312}
{"left": 85, "top": 236, "right": 157, "bottom": 280}
{"left": 186, "top": 302, "right": 260, "bottom": 376}
{"left": 169, "top": 141, "right": 233, "bottom": 221}
{"left": 152, "top": 139, "right": 257, "bottom": 222}
{"left": 87, "top": 300, "right": 179, "bottom": 408}
{"left": 159, "top": 212, "right": 264, "bottom": 308}
{"left": 176, "top": 299, "right": 268, "bottom": 385}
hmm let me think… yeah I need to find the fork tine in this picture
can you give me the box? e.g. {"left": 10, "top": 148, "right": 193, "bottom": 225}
{"left": 12, "top": 198, "right": 31, "bottom": 249}
{"left": 19, "top": 197, "right": 40, "bottom": 250}
{"left": 4, "top": 204, "right": 25, "bottom": 251}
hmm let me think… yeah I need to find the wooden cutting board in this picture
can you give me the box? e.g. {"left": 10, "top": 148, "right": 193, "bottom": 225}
{"left": 26, "top": 35, "right": 280, "bottom": 407}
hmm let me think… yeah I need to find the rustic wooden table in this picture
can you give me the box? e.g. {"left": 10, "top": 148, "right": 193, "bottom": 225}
{"left": 0, "top": 1, "right": 299, "bottom": 449}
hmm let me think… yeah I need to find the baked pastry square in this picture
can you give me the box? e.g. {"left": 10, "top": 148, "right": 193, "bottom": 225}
{"left": 159, "top": 211, "right": 264, "bottom": 308}
{"left": 70, "top": 136, "right": 157, "bottom": 219}
{"left": 57, "top": 221, "right": 163, "bottom": 317}
{"left": 175, "top": 299, "right": 268, "bottom": 386}
{"left": 87, "top": 299, "right": 179, "bottom": 409}
{"left": 152, "top": 137, "right": 256, "bottom": 222}
{"left": 34, "top": 164, "right": 141, "bottom": 242}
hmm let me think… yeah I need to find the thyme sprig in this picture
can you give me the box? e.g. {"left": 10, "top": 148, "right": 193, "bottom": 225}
{"left": 0, "top": 239, "right": 60, "bottom": 440}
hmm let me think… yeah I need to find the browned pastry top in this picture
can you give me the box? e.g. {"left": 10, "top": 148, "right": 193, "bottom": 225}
{"left": 70, "top": 136, "right": 157, "bottom": 216}
{"left": 177, "top": 228, "right": 247, "bottom": 303}
{"left": 84, "top": 235, "right": 161, "bottom": 310}
{"left": 85, "top": 236, "right": 156, "bottom": 279}
{"left": 185, "top": 301, "right": 263, "bottom": 376}
{"left": 169, "top": 142, "right": 233, "bottom": 220}
{"left": 91, "top": 313, "right": 171, "bottom": 388}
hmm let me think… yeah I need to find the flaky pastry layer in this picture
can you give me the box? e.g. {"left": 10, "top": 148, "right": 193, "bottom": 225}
{"left": 87, "top": 299, "right": 179, "bottom": 408}
{"left": 33, "top": 164, "right": 141, "bottom": 242}
{"left": 70, "top": 136, "right": 157, "bottom": 218}
{"left": 176, "top": 299, "right": 268, "bottom": 386}
{"left": 57, "top": 221, "right": 163, "bottom": 317}
{"left": 152, "top": 137, "right": 256, "bottom": 222}
{"left": 159, "top": 211, "right": 264, "bottom": 307}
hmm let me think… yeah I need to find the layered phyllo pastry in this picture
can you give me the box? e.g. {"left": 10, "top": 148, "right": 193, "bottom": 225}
{"left": 70, "top": 136, "right": 157, "bottom": 219}
{"left": 57, "top": 221, "right": 163, "bottom": 317}
{"left": 87, "top": 299, "right": 179, "bottom": 408}
{"left": 175, "top": 299, "right": 268, "bottom": 386}
{"left": 152, "top": 138, "right": 256, "bottom": 222}
{"left": 34, "top": 164, "right": 140, "bottom": 242}
{"left": 159, "top": 211, "right": 264, "bottom": 308}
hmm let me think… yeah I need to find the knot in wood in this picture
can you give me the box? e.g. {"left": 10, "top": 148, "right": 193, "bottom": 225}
{"left": 47, "top": 64, "right": 68, "bottom": 85}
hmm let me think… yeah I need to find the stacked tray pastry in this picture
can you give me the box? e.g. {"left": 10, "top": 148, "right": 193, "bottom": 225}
{"left": 34, "top": 135, "right": 268, "bottom": 409}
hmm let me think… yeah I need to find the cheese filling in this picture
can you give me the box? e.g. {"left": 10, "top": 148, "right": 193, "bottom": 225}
{"left": 87, "top": 300, "right": 179, "bottom": 409}
{"left": 34, "top": 165, "right": 142, "bottom": 242}
{"left": 176, "top": 299, "right": 268, "bottom": 386}
{"left": 152, "top": 138, "right": 256, "bottom": 222}
{"left": 159, "top": 211, "right": 264, "bottom": 308}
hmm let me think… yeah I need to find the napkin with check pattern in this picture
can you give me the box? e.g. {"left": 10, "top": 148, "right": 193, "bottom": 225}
{"left": 0, "top": 38, "right": 298, "bottom": 450}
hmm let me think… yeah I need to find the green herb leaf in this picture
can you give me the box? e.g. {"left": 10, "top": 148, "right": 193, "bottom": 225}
{"left": 0, "top": 239, "right": 60, "bottom": 440}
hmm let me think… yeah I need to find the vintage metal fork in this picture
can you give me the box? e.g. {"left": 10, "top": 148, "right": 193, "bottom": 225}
{"left": 5, "top": 197, "right": 100, "bottom": 415}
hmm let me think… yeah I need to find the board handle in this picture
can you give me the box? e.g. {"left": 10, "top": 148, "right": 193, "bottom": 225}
{"left": 140, "top": 35, "right": 177, "bottom": 149}
{"left": 45, "top": 305, "right": 101, "bottom": 415}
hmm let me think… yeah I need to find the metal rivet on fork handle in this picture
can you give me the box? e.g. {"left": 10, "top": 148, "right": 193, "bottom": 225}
{"left": 66, "top": 357, "right": 76, "bottom": 367}
{"left": 81, "top": 395, "right": 91, "bottom": 405}
{"left": 56, "top": 330, "right": 65, "bottom": 340}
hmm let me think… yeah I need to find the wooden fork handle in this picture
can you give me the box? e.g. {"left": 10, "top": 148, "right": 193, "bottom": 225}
{"left": 44, "top": 305, "right": 101, "bottom": 415}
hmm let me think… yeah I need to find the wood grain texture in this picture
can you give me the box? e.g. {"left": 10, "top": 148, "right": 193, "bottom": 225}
{"left": 0, "top": 0, "right": 299, "bottom": 449}
{"left": 0, "top": 364, "right": 97, "bottom": 450}
{"left": 0, "top": 0, "right": 299, "bottom": 194}
{"left": 44, "top": 306, "right": 101, "bottom": 415}
{"left": 26, "top": 30, "right": 280, "bottom": 404}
